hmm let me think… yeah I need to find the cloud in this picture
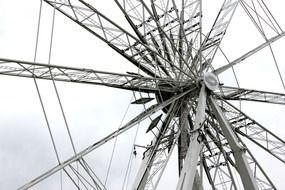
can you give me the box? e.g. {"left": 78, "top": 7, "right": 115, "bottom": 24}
{"left": 0, "top": 0, "right": 285, "bottom": 189}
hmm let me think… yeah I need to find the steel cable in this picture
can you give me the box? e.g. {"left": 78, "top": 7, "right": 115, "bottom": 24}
{"left": 104, "top": 95, "right": 134, "bottom": 186}
{"left": 32, "top": 0, "right": 63, "bottom": 188}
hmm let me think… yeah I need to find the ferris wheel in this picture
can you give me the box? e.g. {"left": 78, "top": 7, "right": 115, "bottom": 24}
{"left": 1, "top": 0, "right": 285, "bottom": 189}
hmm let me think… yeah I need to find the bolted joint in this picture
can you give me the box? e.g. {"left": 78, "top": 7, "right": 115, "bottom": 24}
{"left": 197, "top": 129, "right": 206, "bottom": 144}
{"left": 232, "top": 144, "right": 247, "bottom": 154}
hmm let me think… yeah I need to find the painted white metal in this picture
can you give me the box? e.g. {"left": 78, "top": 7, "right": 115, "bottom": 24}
{"left": 209, "top": 96, "right": 259, "bottom": 190}
{"left": 204, "top": 72, "right": 219, "bottom": 91}
{"left": 176, "top": 84, "right": 207, "bottom": 190}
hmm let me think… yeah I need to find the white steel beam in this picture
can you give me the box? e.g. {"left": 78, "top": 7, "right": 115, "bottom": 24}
{"left": 176, "top": 84, "right": 207, "bottom": 190}
{"left": 0, "top": 58, "right": 183, "bottom": 93}
{"left": 216, "top": 85, "right": 285, "bottom": 105}
{"left": 131, "top": 110, "right": 175, "bottom": 190}
{"left": 209, "top": 96, "right": 259, "bottom": 190}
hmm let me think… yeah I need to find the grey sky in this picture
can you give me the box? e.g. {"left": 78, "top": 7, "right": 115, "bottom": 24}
{"left": 0, "top": 0, "right": 285, "bottom": 189}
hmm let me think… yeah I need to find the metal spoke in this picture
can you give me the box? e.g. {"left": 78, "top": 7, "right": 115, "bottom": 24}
{"left": 237, "top": 138, "right": 277, "bottom": 189}
{"left": 176, "top": 84, "right": 208, "bottom": 190}
{"left": 215, "top": 85, "right": 285, "bottom": 105}
{"left": 203, "top": 115, "right": 239, "bottom": 190}
{"left": 132, "top": 105, "right": 180, "bottom": 190}
{"left": 0, "top": 58, "right": 185, "bottom": 93}
{"left": 44, "top": 0, "right": 161, "bottom": 77}
{"left": 197, "top": 0, "right": 239, "bottom": 73}
{"left": 217, "top": 99, "right": 285, "bottom": 164}
{"left": 180, "top": 0, "right": 202, "bottom": 72}
{"left": 209, "top": 96, "right": 259, "bottom": 190}
{"left": 2, "top": 1, "right": 285, "bottom": 189}
{"left": 138, "top": 0, "right": 196, "bottom": 79}
{"left": 44, "top": 0, "right": 198, "bottom": 81}
{"left": 114, "top": 0, "right": 178, "bottom": 78}
{"left": 206, "top": 108, "right": 276, "bottom": 190}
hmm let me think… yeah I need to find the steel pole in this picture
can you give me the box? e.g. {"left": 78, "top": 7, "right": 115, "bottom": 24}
{"left": 176, "top": 84, "right": 207, "bottom": 190}
{"left": 209, "top": 96, "right": 259, "bottom": 190}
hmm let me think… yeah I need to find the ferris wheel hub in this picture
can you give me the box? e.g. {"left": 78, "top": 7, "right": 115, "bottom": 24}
{"left": 203, "top": 72, "right": 218, "bottom": 91}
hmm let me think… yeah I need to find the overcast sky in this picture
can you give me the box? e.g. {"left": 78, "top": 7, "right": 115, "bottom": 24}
{"left": 0, "top": 0, "right": 285, "bottom": 189}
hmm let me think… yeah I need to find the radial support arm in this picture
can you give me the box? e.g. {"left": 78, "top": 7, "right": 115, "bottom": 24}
{"left": 202, "top": 120, "right": 239, "bottom": 189}
{"left": 132, "top": 111, "right": 179, "bottom": 190}
{"left": 180, "top": 0, "right": 201, "bottom": 45}
{"left": 198, "top": 0, "right": 239, "bottom": 72}
{"left": 43, "top": 0, "right": 163, "bottom": 77}
{"left": 176, "top": 84, "right": 207, "bottom": 190}
{"left": 218, "top": 100, "right": 285, "bottom": 164}
{"left": 114, "top": 0, "right": 181, "bottom": 78}
{"left": 0, "top": 58, "right": 183, "bottom": 93}
{"left": 202, "top": 150, "right": 237, "bottom": 190}
{"left": 209, "top": 96, "right": 259, "bottom": 190}
{"left": 206, "top": 113, "right": 276, "bottom": 189}
{"left": 237, "top": 138, "right": 277, "bottom": 189}
{"left": 114, "top": 0, "right": 180, "bottom": 44}
{"left": 215, "top": 85, "right": 285, "bottom": 105}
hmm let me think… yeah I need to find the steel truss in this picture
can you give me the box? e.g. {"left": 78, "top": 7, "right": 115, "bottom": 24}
{"left": 1, "top": 0, "right": 285, "bottom": 189}
{"left": 216, "top": 86, "right": 285, "bottom": 105}
{"left": 0, "top": 58, "right": 186, "bottom": 93}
